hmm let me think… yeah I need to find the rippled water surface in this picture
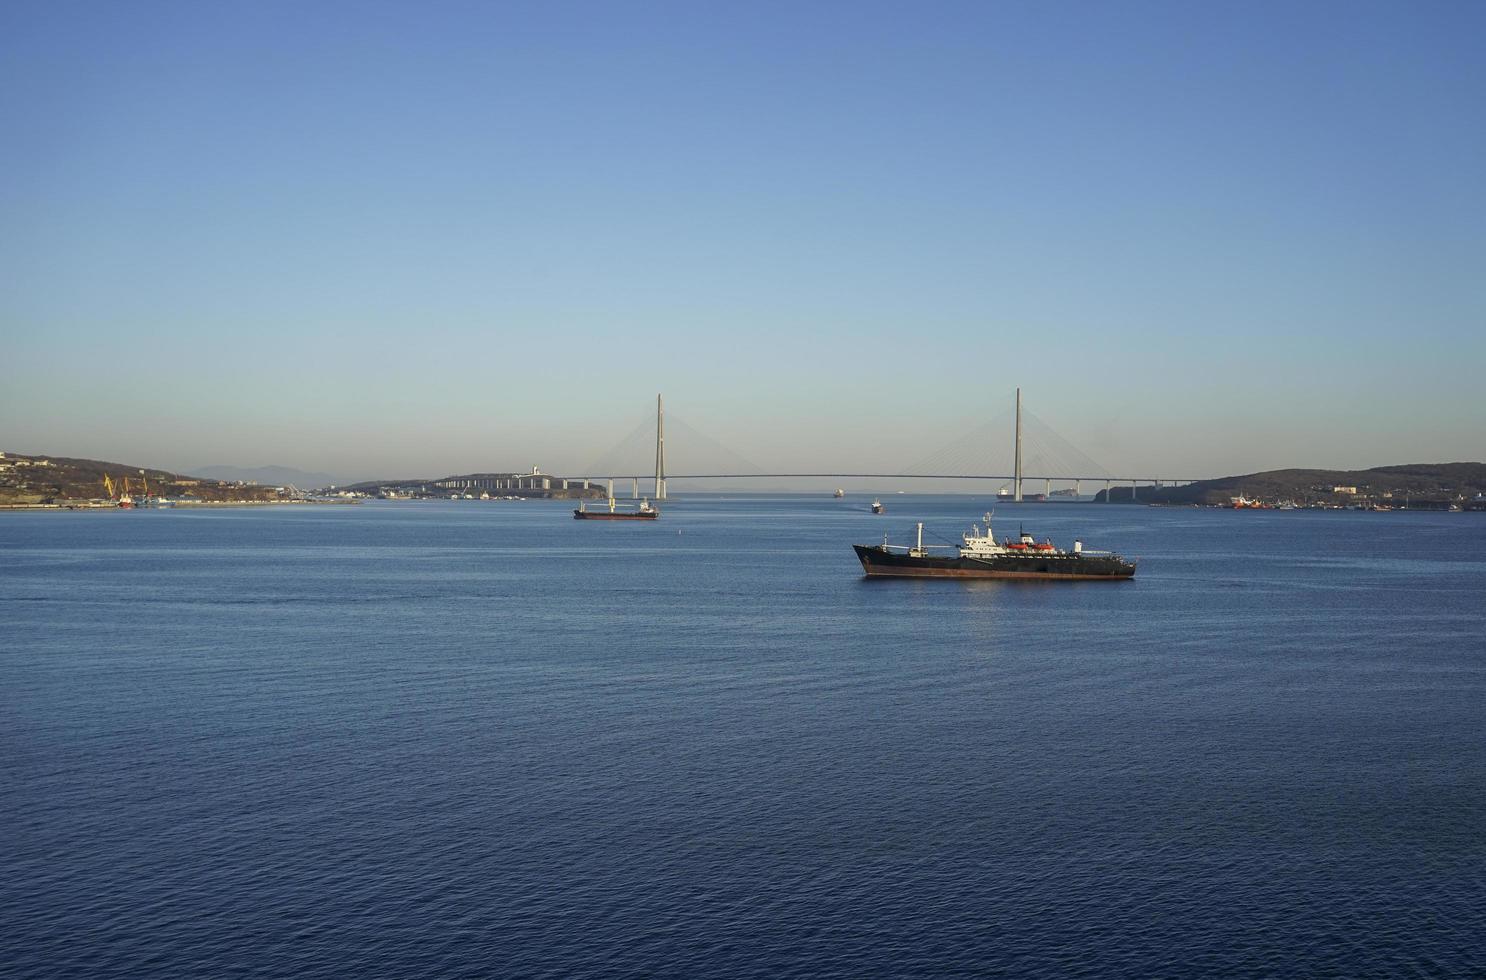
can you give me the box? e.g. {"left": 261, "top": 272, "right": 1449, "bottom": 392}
{"left": 4, "top": 498, "right": 1485, "bottom": 977}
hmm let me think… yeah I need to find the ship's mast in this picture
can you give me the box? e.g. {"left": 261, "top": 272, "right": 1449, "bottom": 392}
{"left": 1013, "top": 387, "right": 1023, "bottom": 503}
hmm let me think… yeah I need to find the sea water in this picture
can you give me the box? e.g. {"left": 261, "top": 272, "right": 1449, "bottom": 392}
{"left": 4, "top": 498, "right": 1484, "bottom": 977}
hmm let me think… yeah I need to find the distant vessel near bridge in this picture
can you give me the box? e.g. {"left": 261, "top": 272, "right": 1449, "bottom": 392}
{"left": 574, "top": 498, "right": 657, "bottom": 521}
{"left": 574, "top": 480, "right": 659, "bottom": 520}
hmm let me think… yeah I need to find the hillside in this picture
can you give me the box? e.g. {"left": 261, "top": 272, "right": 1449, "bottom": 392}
{"left": 0, "top": 452, "right": 285, "bottom": 505}
{"left": 1111, "top": 462, "right": 1486, "bottom": 506}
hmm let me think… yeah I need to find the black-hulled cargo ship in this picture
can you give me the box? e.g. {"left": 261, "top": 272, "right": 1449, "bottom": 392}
{"left": 574, "top": 497, "right": 658, "bottom": 521}
{"left": 854, "top": 514, "right": 1135, "bottom": 580}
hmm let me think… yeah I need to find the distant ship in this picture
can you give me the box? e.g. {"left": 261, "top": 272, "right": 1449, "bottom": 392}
{"left": 574, "top": 491, "right": 658, "bottom": 521}
{"left": 995, "top": 485, "right": 1047, "bottom": 502}
{"left": 575, "top": 498, "right": 657, "bottom": 521}
{"left": 853, "top": 513, "right": 1135, "bottom": 580}
{"left": 871, "top": 499, "right": 885, "bottom": 514}
{"left": 834, "top": 488, "right": 845, "bottom": 498}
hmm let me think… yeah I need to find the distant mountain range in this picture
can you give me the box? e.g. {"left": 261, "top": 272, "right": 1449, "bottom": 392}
{"left": 188, "top": 465, "right": 339, "bottom": 489}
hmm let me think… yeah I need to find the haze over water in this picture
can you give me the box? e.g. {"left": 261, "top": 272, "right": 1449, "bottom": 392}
{"left": 5, "top": 498, "right": 1483, "bottom": 977}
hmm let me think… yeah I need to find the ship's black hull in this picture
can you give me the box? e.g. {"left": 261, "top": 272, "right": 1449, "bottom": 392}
{"left": 853, "top": 544, "right": 1135, "bottom": 580}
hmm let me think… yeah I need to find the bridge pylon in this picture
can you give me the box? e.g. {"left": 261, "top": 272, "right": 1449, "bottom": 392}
{"left": 655, "top": 394, "right": 667, "bottom": 500}
{"left": 1013, "top": 387, "right": 1023, "bottom": 502}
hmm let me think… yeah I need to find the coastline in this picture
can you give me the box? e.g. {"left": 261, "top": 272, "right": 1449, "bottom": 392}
{"left": 0, "top": 499, "right": 362, "bottom": 512}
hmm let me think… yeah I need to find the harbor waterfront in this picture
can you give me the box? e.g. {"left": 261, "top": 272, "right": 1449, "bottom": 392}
{"left": 4, "top": 497, "right": 1484, "bottom": 977}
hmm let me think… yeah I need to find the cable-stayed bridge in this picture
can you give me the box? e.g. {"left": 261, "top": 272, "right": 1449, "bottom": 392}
{"left": 582, "top": 393, "right": 1202, "bottom": 501}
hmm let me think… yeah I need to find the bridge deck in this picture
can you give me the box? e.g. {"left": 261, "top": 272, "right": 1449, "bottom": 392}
{"left": 600, "top": 473, "right": 1202, "bottom": 483}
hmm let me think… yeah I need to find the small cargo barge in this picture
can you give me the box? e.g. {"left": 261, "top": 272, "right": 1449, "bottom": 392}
{"left": 854, "top": 514, "right": 1135, "bottom": 580}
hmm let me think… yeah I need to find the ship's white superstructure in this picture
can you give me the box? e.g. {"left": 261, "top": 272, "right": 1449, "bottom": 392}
{"left": 957, "top": 513, "right": 1086, "bottom": 559}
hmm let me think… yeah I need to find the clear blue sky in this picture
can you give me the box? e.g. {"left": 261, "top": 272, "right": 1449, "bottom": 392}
{"left": 4, "top": 0, "right": 1482, "bottom": 483}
